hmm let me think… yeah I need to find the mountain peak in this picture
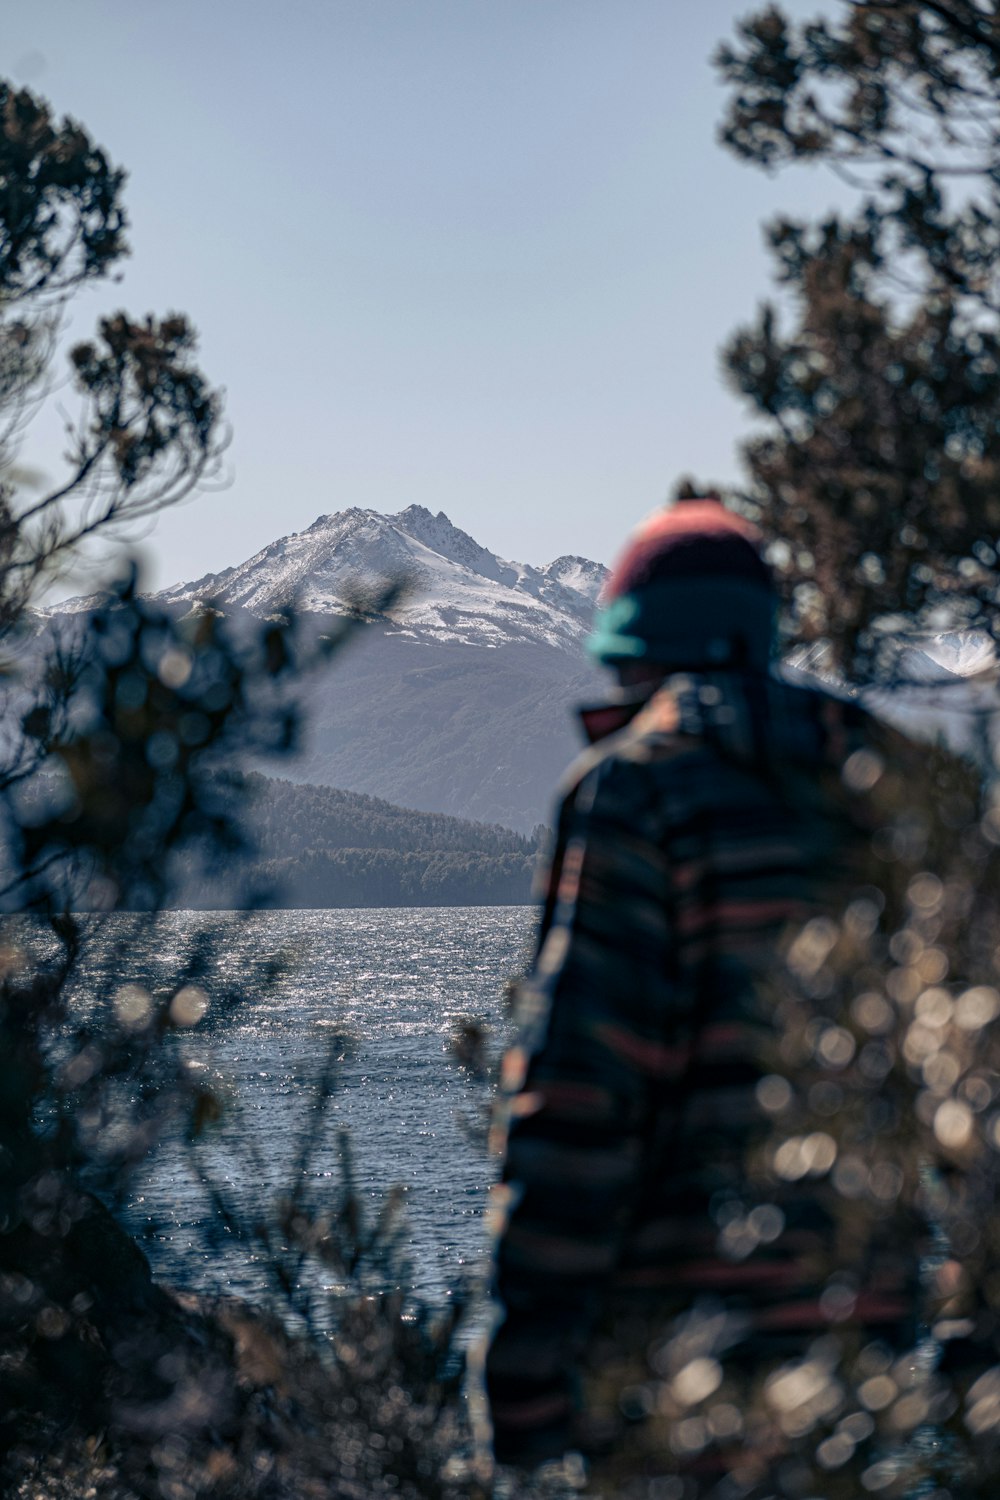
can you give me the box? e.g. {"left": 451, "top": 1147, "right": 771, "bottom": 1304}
{"left": 393, "top": 503, "right": 443, "bottom": 524}
{"left": 389, "top": 505, "right": 517, "bottom": 587}
{"left": 542, "top": 555, "right": 608, "bottom": 603}
{"left": 135, "top": 505, "right": 607, "bottom": 654}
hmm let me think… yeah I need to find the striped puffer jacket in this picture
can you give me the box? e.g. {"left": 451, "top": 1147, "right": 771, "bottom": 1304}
{"left": 485, "top": 668, "right": 923, "bottom": 1469}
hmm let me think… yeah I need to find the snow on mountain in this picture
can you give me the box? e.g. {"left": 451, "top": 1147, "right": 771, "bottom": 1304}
{"left": 542, "top": 556, "right": 607, "bottom": 603}
{"left": 786, "top": 631, "right": 1000, "bottom": 768}
{"left": 857, "top": 633, "right": 998, "bottom": 764}
{"left": 898, "top": 631, "right": 998, "bottom": 682}
{"left": 147, "top": 505, "right": 609, "bottom": 653}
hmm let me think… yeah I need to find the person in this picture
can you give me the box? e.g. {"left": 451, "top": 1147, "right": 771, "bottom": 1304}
{"left": 483, "top": 488, "right": 923, "bottom": 1481}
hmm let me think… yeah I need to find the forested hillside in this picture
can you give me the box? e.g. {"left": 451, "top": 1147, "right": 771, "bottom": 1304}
{"left": 176, "top": 774, "right": 541, "bottom": 909}
{"left": 245, "top": 773, "right": 538, "bottom": 858}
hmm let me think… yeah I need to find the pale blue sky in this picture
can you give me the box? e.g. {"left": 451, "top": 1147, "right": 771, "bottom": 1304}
{"left": 5, "top": 1, "right": 841, "bottom": 590}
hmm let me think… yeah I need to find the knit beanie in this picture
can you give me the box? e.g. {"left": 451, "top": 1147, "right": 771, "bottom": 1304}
{"left": 587, "top": 494, "right": 776, "bottom": 670}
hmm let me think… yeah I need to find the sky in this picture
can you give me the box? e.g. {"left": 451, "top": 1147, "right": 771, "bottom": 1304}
{"left": 4, "top": 1, "right": 845, "bottom": 591}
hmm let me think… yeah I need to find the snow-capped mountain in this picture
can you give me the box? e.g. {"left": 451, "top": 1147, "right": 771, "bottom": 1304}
{"left": 788, "top": 631, "right": 999, "bottom": 687}
{"left": 787, "top": 631, "right": 1000, "bottom": 768}
{"left": 45, "top": 506, "right": 609, "bottom": 830}
{"left": 149, "top": 505, "right": 607, "bottom": 653}
{"left": 861, "top": 632, "right": 1000, "bottom": 763}
{"left": 891, "top": 631, "right": 997, "bottom": 685}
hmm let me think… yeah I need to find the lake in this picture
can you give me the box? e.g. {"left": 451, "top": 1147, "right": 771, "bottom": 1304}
{"left": 65, "top": 907, "right": 536, "bottom": 1312}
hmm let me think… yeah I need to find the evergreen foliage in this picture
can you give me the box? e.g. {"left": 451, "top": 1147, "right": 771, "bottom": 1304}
{"left": 676, "top": 6, "right": 1000, "bottom": 1494}
{"left": 0, "top": 71, "right": 534, "bottom": 1500}
{"left": 239, "top": 847, "right": 534, "bottom": 910}
{"left": 0, "top": 71, "right": 489, "bottom": 1500}
{"left": 716, "top": 1, "right": 1000, "bottom": 681}
{"left": 174, "top": 774, "right": 538, "bottom": 909}
{"left": 247, "top": 774, "right": 536, "bottom": 861}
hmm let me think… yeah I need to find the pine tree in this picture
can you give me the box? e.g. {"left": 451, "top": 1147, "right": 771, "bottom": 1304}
{"left": 717, "top": 2, "right": 1000, "bottom": 682}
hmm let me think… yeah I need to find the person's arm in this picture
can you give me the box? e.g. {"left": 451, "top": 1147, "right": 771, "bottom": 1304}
{"left": 485, "top": 755, "right": 673, "bottom": 1467}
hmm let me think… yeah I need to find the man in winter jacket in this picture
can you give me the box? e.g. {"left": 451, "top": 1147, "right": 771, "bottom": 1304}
{"left": 484, "top": 491, "right": 922, "bottom": 1476}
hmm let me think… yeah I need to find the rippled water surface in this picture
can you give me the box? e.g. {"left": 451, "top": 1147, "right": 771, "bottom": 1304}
{"left": 70, "top": 907, "right": 535, "bottom": 1305}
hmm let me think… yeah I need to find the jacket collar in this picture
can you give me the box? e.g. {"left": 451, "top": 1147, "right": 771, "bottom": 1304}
{"left": 576, "top": 685, "right": 655, "bottom": 745}
{"left": 577, "top": 668, "right": 864, "bottom": 770}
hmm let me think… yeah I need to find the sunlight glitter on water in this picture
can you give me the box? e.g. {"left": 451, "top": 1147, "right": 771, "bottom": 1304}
{"left": 74, "top": 906, "right": 536, "bottom": 1307}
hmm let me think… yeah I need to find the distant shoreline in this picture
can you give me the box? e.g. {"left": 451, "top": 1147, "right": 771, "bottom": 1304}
{"left": 62, "top": 901, "right": 538, "bottom": 916}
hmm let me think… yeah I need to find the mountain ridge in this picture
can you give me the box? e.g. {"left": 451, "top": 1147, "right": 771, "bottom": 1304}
{"left": 105, "top": 505, "right": 610, "bottom": 654}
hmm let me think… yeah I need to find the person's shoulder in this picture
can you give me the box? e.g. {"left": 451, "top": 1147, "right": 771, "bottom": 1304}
{"left": 551, "top": 702, "right": 700, "bottom": 837}
{"left": 768, "top": 671, "right": 872, "bottom": 753}
{"left": 550, "top": 666, "right": 919, "bottom": 828}
{"left": 553, "top": 732, "right": 649, "bottom": 815}
{"left": 768, "top": 670, "right": 918, "bottom": 772}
